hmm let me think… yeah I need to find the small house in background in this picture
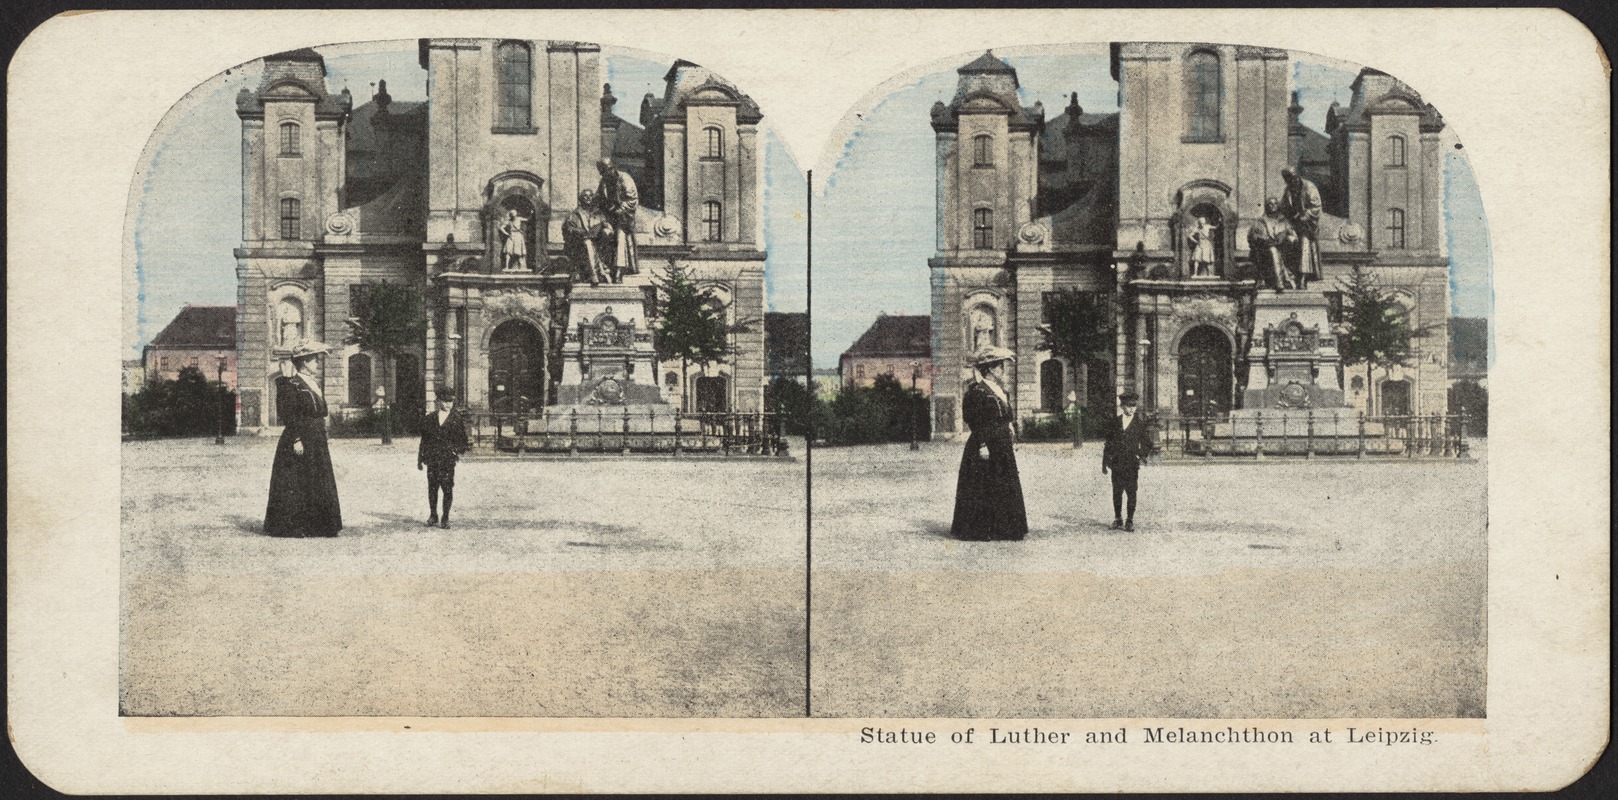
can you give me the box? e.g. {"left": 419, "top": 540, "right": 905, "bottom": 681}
{"left": 142, "top": 305, "right": 238, "bottom": 389}
{"left": 764, "top": 311, "right": 810, "bottom": 384}
{"left": 839, "top": 313, "right": 933, "bottom": 394}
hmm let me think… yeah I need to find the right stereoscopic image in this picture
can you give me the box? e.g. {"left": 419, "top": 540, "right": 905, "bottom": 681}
{"left": 810, "top": 42, "right": 1489, "bottom": 718}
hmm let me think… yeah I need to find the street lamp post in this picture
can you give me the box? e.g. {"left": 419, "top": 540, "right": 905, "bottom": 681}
{"left": 909, "top": 360, "right": 921, "bottom": 452}
{"left": 215, "top": 355, "right": 227, "bottom": 445}
{"left": 375, "top": 386, "right": 392, "bottom": 445}
{"left": 1067, "top": 390, "right": 1081, "bottom": 449}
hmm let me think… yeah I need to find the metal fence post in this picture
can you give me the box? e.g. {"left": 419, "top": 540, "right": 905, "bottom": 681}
{"left": 1404, "top": 414, "right": 1414, "bottom": 458}
{"left": 622, "top": 407, "right": 631, "bottom": 455}
{"left": 1305, "top": 410, "right": 1315, "bottom": 459}
{"left": 1357, "top": 411, "right": 1366, "bottom": 459}
{"left": 569, "top": 409, "right": 578, "bottom": 456}
{"left": 1203, "top": 414, "right": 1213, "bottom": 459}
{"left": 674, "top": 412, "right": 683, "bottom": 458}
{"left": 1254, "top": 411, "right": 1264, "bottom": 460}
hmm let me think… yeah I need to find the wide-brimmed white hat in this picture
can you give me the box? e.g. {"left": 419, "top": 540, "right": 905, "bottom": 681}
{"left": 970, "top": 345, "right": 1016, "bottom": 367}
{"left": 284, "top": 341, "right": 334, "bottom": 362}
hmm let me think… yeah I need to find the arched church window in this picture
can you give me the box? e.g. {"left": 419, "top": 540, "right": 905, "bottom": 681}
{"left": 973, "top": 134, "right": 993, "bottom": 167}
{"left": 496, "top": 42, "right": 533, "bottom": 130}
{"left": 702, "top": 200, "right": 723, "bottom": 242}
{"left": 1184, "top": 50, "right": 1222, "bottom": 142}
{"left": 1386, "top": 207, "right": 1406, "bottom": 249}
{"left": 972, "top": 207, "right": 994, "bottom": 249}
{"left": 277, "top": 298, "right": 304, "bottom": 347}
{"left": 279, "top": 121, "right": 301, "bottom": 156}
{"left": 279, "top": 197, "right": 300, "bottom": 239}
{"left": 1387, "top": 135, "right": 1407, "bottom": 167}
{"left": 704, "top": 126, "right": 724, "bottom": 160}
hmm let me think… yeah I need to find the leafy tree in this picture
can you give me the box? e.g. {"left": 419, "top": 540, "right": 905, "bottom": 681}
{"left": 816, "top": 374, "right": 929, "bottom": 445}
{"left": 654, "top": 262, "right": 735, "bottom": 411}
{"left": 1037, "top": 288, "right": 1114, "bottom": 409}
{"left": 1448, "top": 380, "right": 1488, "bottom": 436}
{"left": 125, "top": 366, "right": 236, "bottom": 438}
{"left": 1336, "top": 265, "right": 1428, "bottom": 414}
{"left": 764, "top": 376, "right": 819, "bottom": 438}
{"left": 345, "top": 281, "right": 427, "bottom": 442}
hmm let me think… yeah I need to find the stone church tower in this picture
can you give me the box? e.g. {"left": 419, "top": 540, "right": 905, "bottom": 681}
{"left": 928, "top": 45, "right": 1450, "bottom": 436}
{"left": 234, "top": 42, "right": 768, "bottom": 432}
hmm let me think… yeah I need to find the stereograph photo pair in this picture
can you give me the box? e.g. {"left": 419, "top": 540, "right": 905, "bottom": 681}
{"left": 6, "top": 8, "right": 1609, "bottom": 795}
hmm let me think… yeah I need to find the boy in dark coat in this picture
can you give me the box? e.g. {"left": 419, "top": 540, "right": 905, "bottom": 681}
{"left": 1101, "top": 391, "right": 1153, "bottom": 531}
{"left": 418, "top": 385, "right": 470, "bottom": 528}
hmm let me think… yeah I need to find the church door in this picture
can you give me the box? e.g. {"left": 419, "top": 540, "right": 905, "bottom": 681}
{"left": 488, "top": 320, "right": 546, "bottom": 414}
{"left": 695, "top": 375, "right": 728, "bottom": 413}
{"left": 1177, "top": 326, "right": 1232, "bottom": 418}
{"left": 1380, "top": 379, "right": 1412, "bottom": 417}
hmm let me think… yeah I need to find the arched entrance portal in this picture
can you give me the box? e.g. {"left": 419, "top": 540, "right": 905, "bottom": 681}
{"left": 1177, "top": 325, "right": 1232, "bottom": 418}
{"left": 488, "top": 320, "right": 546, "bottom": 414}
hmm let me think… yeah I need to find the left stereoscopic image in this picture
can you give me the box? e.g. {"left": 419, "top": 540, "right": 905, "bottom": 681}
{"left": 120, "top": 38, "right": 808, "bottom": 716}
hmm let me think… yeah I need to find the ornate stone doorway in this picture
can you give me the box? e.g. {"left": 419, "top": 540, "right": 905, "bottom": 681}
{"left": 1177, "top": 325, "right": 1232, "bottom": 418}
{"left": 488, "top": 319, "right": 547, "bottom": 413}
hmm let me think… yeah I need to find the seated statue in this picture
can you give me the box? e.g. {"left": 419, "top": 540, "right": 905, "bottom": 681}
{"left": 562, "top": 188, "right": 609, "bottom": 286}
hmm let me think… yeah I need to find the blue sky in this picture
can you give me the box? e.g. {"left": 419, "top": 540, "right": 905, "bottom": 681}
{"left": 811, "top": 46, "right": 1494, "bottom": 368}
{"left": 127, "top": 43, "right": 807, "bottom": 358}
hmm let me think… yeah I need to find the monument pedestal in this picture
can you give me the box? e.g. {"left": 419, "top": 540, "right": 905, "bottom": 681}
{"left": 1240, "top": 290, "right": 1346, "bottom": 411}
{"left": 554, "top": 284, "right": 666, "bottom": 407}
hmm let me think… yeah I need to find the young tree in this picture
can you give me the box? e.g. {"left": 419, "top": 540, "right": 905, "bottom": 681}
{"left": 345, "top": 281, "right": 427, "bottom": 443}
{"left": 1336, "top": 265, "right": 1424, "bottom": 415}
{"left": 1037, "top": 288, "right": 1114, "bottom": 411}
{"left": 654, "top": 261, "right": 731, "bottom": 412}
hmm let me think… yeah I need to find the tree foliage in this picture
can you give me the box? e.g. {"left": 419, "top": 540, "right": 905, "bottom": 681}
{"left": 124, "top": 366, "right": 236, "bottom": 438}
{"left": 816, "top": 374, "right": 930, "bottom": 445}
{"left": 654, "top": 262, "right": 731, "bottom": 369}
{"left": 1336, "top": 265, "right": 1427, "bottom": 413}
{"left": 1038, "top": 288, "right": 1113, "bottom": 366}
{"left": 346, "top": 282, "right": 427, "bottom": 363}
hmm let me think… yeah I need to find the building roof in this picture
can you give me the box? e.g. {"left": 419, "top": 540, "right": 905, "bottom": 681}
{"left": 841, "top": 314, "right": 930, "bottom": 360}
{"left": 764, "top": 311, "right": 810, "bottom": 375}
{"left": 149, "top": 306, "right": 236, "bottom": 349}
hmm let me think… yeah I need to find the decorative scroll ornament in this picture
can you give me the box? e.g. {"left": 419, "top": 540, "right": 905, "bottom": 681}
{"left": 1017, "top": 222, "right": 1048, "bottom": 244}
{"left": 1338, "top": 223, "right": 1364, "bottom": 245}
{"left": 481, "top": 287, "right": 551, "bottom": 328}
{"left": 325, "top": 213, "right": 356, "bottom": 235}
{"left": 1170, "top": 294, "right": 1235, "bottom": 328}
{"left": 654, "top": 215, "right": 681, "bottom": 237}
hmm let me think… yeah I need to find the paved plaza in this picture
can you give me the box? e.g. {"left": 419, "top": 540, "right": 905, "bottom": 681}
{"left": 123, "top": 436, "right": 1486, "bottom": 720}
{"left": 810, "top": 441, "right": 1488, "bottom": 719}
{"left": 121, "top": 437, "right": 807, "bottom": 717}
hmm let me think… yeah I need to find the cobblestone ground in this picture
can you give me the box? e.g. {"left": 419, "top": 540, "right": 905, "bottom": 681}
{"left": 810, "top": 441, "right": 1488, "bottom": 719}
{"left": 121, "top": 436, "right": 807, "bottom": 717}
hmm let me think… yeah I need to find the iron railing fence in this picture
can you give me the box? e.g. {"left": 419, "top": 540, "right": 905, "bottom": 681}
{"left": 1142, "top": 410, "right": 1474, "bottom": 460}
{"left": 465, "top": 408, "right": 789, "bottom": 457}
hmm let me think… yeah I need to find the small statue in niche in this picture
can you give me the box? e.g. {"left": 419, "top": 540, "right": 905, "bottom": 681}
{"left": 1187, "top": 214, "right": 1219, "bottom": 277}
{"left": 499, "top": 209, "right": 529, "bottom": 272}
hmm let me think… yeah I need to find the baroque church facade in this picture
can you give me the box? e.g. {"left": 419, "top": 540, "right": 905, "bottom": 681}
{"left": 234, "top": 41, "right": 767, "bottom": 431}
{"left": 928, "top": 45, "right": 1450, "bottom": 434}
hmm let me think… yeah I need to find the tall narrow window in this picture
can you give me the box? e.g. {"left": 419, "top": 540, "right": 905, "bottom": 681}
{"left": 973, "top": 134, "right": 993, "bottom": 167}
{"left": 279, "top": 197, "right": 301, "bottom": 239}
{"left": 702, "top": 200, "right": 723, "bottom": 242}
{"left": 495, "top": 42, "right": 532, "bottom": 129}
{"left": 1386, "top": 207, "right": 1406, "bottom": 249}
{"left": 1387, "top": 135, "right": 1406, "bottom": 167}
{"left": 972, "top": 208, "right": 994, "bottom": 249}
{"left": 704, "top": 126, "right": 723, "bottom": 159}
{"left": 1184, "top": 50, "right": 1222, "bottom": 141}
{"left": 279, "top": 121, "right": 301, "bottom": 156}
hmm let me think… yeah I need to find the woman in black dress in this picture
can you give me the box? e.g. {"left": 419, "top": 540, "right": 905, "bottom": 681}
{"left": 264, "top": 342, "right": 343, "bottom": 537}
{"left": 950, "top": 346, "right": 1028, "bottom": 541}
